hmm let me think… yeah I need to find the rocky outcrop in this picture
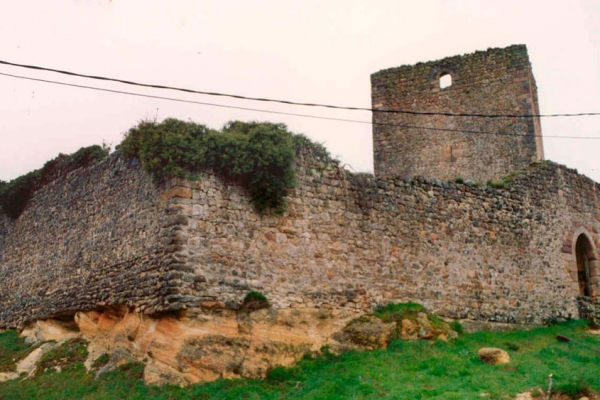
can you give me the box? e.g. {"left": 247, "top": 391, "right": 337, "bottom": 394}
{"left": 4, "top": 303, "right": 460, "bottom": 386}
{"left": 334, "top": 311, "right": 458, "bottom": 350}
{"left": 0, "top": 340, "right": 61, "bottom": 382}
{"left": 21, "top": 319, "right": 79, "bottom": 344}
{"left": 75, "top": 306, "right": 358, "bottom": 386}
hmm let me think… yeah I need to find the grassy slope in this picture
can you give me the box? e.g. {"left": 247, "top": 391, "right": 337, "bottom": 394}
{"left": 0, "top": 320, "right": 599, "bottom": 400}
{"left": 0, "top": 330, "right": 33, "bottom": 373}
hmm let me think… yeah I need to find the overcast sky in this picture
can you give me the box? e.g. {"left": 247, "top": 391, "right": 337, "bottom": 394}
{"left": 1, "top": 0, "right": 599, "bottom": 182}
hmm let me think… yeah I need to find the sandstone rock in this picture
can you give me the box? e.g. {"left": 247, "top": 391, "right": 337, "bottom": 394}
{"left": 416, "top": 312, "right": 434, "bottom": 339}
{"left": 0, "top": 372, "right": 19, "bottom": 382}
{"left": 399, "top": 313, "right": 456, "bottom": 341}
{"left": 21, "top": 319, "right": 79, "bottom": 344}
{"left": 337, "top": 315, "right": 394, "bottom": 349}
{"left": 17, "top": 342, "right": 59, "bottom": 377}
{"left": 478, "top": 347, "right": 510, "bottom": 365}
{"left": 400, "top": 319, "right": 419, "bottom": 340}
{"left": 514, "top": 391, "right": 533, "bottom": 400}
{"left": 85, "top": 346, "right": 108, "bottom": 371}
{"left": 75, "top": 306, "right": 355, "bottom": 386}
{"left": 143, "top": 361, "right": 188, "bottom": 387}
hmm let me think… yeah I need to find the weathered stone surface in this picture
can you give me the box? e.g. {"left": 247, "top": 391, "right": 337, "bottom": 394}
{"left": 577, "top": 296, "right": 600, "bottom": 325}
{"left": 0, "top": 371, "right": 18, "bottom": 382}
{"left": 515, "top": 391, "right": 534, "bottom": 400}
{"left": 17, "top": 342, "right": 59, "bottom": 377}
{"left": 371, "top": 45, "right": 543, "bottom": 183}
{"left": 21, "top": 319, "right": 79, "bottom": 344}
{"left": 75, "top": 306, "right": 355, "bottom": 385}
{"left": 1, "top": 46, "right": 599, "bottom": 387}
{"left": 478, "top": 347, "right": 510, "bottom": 365}
{"left": 335, "top": 315, "right": 394, "bottom": 349}
{"left": 1, "top": 150, "right": 599, "bottom": 331}
{"left": 0, "top": 153, "right": 189, "bottom": 329}
{"left": 1, "top": 48, "right": 600, "bottom": 341}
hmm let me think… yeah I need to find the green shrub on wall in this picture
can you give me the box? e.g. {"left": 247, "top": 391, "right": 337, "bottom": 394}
{"left": 0, "top": 118, "right": 332, "bottom": 219}
{"left": 0, "top": 145, "right": 109, "bottom": 219}
{"left": 120, "top": 118, "right": 330, "bottom": 214}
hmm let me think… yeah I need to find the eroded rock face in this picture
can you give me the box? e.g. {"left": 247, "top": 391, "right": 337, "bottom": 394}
{"left": 17, "top": 342, "right": 59, "bottom": 376}
{"left": 21, "top": 318, "right": 79, "bottom": 344}
{"left": 337, "top": 311, "right": 458, "bottom": 348}
{"left": 0, "top": 372, "right": 18, "bottom": 382}
{"left": 334, "top": 315, "right": 395, "bottom": 349}
{"left": 8, "top": 305, "right": 460, "bottom": 386}
{"left": 74, "top": 306, "right": 358, "bottom": 386}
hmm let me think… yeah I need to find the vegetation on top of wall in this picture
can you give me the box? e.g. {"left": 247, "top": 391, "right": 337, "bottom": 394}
{"left": 119, "top": 118, "right": 333, "bottom": 214}
{"left": 0, "top": 145, "right": 109, "bottom": 219}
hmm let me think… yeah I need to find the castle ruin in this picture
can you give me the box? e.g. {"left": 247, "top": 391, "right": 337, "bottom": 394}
{"left": 371, "top": 44, "right": 544, "bottom": 182}
{"left": 0, "top": 45, "right": 599, "bottom": 384}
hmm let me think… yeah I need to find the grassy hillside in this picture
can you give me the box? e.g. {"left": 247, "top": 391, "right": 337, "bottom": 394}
{"left": 0, "top": 320, "right": 599, "bottom": 399}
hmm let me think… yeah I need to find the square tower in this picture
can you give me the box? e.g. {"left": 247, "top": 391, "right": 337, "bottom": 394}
{"left": 371, "top": 45, "right": 544, "bottom": 182}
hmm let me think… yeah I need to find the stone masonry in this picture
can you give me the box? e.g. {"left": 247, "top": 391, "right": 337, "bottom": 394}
{"left": 371, "top": 45, "right": 544, "bottom": 182}
{"left": 1, "top": 150, "right": 599, "bottom": 328}
{"left": 1, "top": 45, "right": 599, "bottom": 331}
{"left": 159, "top": 155, "right": 600, "bottom": 326}
{"left": 0, "top": 154, "right": 202, "bottom": 328}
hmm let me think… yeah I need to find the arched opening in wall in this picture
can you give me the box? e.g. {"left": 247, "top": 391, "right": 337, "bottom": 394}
{"left": 439, "top": 74, "right": 452, "bottom": 89}
{"left": 576, "top": 234, "right": 596, "bottom": 297}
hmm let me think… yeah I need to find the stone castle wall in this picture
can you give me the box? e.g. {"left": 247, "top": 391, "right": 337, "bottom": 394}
{"left": 141, "top": 155, "right": 600, "bottom": 326}
{"left": 0, "top": 154, "right": 195, "bottom": 328}
{"left": 0, "top": 214, "right": 12, "bottom": 252}
{"left": 371, "top": 45, "right": 544, "bottom": 182}
{"left": 0, "top": 154, "right": 599, "bottom": 329}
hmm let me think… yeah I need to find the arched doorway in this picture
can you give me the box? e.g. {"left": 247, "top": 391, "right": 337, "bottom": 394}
{"left": 575, "top": 234, "right": 596, "bottom": 297}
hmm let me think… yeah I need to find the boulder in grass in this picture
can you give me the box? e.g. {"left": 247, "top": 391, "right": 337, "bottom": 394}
{"left": 478, "top": 347, "right": 510, "bottom": 365}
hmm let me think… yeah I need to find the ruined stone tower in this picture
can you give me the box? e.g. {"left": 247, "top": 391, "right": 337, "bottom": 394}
{"left": 371, "top": 45, "right": 544, "bottom": 182}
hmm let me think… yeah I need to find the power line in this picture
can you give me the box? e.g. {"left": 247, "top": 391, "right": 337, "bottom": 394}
{"left": 2, "top": 71, "right": 599, "bottom": 140}
{"left": 1, "top": 59, "right": 600, "bottom": 119}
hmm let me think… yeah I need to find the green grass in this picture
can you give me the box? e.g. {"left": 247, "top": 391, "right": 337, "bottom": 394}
{"left": 0, "top": 330, "right": 36, "bottom": 373}
{"left": 372, "top": 302, "right": 427, "bottom": 323}
{"left": 91, "top": 353, "right": 110, "bottom": 370}
{"left": 35, "top": 338, "right": 88, "bottom": 376}
{"left": 0, "top": 320, "right": 599, "bottom": 399}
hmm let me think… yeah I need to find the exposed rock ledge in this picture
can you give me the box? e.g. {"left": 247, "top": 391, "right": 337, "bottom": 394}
{"left": 9, "top": 305, "right": 458, "bottom": 386}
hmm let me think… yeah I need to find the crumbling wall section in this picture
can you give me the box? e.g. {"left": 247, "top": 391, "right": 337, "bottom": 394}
{"left": 371, "top": 45, "right": 543, "bottom": 182}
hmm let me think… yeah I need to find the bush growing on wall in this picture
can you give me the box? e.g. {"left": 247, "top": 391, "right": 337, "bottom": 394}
{"left": 0, "top": 118, "right": 332, "bottom": 218}
{"left": 120, "top": 118, "right": 330, "bottom": 213}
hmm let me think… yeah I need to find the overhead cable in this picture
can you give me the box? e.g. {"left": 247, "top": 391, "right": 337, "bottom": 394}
{"left": 1, "top": 71, "right": 599, "bottom": 140}
{"left": 1, "top": 59, "right": 600, "bottom": 119}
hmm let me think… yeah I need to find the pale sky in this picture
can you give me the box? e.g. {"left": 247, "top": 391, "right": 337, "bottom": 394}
{"left": 1, "top": 0, "right": 599, "bottom": 182}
